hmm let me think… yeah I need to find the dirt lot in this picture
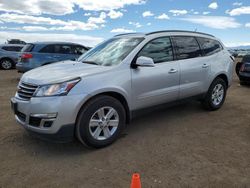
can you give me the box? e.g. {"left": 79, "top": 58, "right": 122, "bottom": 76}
{"left": 0, "top": 69, "right": 250, "bottom": 188}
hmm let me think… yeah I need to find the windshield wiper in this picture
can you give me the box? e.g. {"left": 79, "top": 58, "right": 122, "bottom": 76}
{"left": 82, "top": 61, "right": 99, "bottom": 65}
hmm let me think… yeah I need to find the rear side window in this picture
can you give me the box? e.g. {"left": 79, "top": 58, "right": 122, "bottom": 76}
{"left": 39, "top": 44, "right": 75, "bottom": 54}
{"left": 21, "top": 44, "right": 34, "bottom": 52}
{"left": 137, "top": 37, "right": 173, "bottom": 63}
{"left": 197, "top": 37, "right": 222, "bottom": 56}
{"left": 2, "top": 46, "right": 23, "bottom": 52}
{"left": 172, "top": 36, "right": 202, "bottom": 60}
{"left": 39, "top": 44, "right": 56, "bottom": 53}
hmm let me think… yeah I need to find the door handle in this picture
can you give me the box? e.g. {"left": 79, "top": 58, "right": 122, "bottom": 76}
{"left": 202, "top": 64, "right": 209, "bottom": 68}
{"left": 168, "top": 68, "right": 178, "bottom": 74}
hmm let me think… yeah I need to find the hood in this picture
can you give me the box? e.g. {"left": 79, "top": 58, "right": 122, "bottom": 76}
{"left": 21, "top": 60, "right": 114, "bottom": 85}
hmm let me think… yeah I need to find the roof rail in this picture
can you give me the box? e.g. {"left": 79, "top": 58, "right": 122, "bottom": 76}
{"left": 146, "top": 30, "right": 215, "bottom": 37}
{"left": 114, "top": 32, "right": 143, "bottom": 37}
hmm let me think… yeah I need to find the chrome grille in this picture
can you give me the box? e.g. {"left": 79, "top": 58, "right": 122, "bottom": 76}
{"left": 17, "top": 82, "right": 38, "bottom": 100}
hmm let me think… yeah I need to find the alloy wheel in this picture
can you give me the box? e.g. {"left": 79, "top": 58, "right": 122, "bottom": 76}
{"left": 89, "top": 106, "right": 119, "bottom": 141}
{"left": 211, "top": 83, "right": 224, "bottom": 106}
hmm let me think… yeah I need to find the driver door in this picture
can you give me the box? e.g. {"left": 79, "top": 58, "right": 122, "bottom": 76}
{"left": 131, "top": 37, "right": 180, "bottom": 110}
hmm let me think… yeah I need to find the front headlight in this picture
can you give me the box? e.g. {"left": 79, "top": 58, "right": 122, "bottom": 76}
{"left": 34, "top": 78, "right": 80, "bottom": 97}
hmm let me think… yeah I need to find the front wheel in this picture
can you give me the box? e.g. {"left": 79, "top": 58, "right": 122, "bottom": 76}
{"left": 76, "top": 95, "right": 126, "bottom": 148}
{"left": 202, "top": 78, "right": 227, "bottom": 111}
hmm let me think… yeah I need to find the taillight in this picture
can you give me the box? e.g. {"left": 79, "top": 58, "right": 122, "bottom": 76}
{"left": 240, "top": 64, "right": 245, "bottom": 72}
{"left": 21, "top": 53, "right": 33, "bottom": 59}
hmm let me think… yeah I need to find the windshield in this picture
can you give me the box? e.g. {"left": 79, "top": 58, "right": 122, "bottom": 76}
{"left": 78, "top": 37, "right": 144, "bottom": 66}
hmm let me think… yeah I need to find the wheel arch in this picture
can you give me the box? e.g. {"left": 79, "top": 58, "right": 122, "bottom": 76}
{"left": 76, "top": 91, "right": 131, "bottom": 125}
{"left": 215, "top": 73, "right": 229, "bottom": 88}
{"left": 0, "top": 57, "right": 15, "bottom": 64}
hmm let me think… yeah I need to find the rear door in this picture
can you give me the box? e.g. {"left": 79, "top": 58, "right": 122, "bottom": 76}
{"left": 131, "top": 36, "right": 180, "bottom": 109}
{"left": 39, "top": 44, "right": 59, "bottom": 64}
{"left": 172, "top": 36, "right": 209, "bottom": 99}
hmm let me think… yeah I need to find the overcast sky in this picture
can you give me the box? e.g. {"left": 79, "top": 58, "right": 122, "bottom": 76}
{"left": 0, "top": 0, "right": 250, "bottom": 47}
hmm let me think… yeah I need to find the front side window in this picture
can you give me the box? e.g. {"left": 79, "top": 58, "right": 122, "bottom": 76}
{"left": 72, "top": 45, "right": 88, "bottom": 55}
{"left": 78, "top": 37, "right": 143, "bottom": 66}
{"left": 137, "top": 37, "right": 173, "bottom": 63}
{"left": 58, "top": 45, "right": 72, "bottom": 54}
{"left": 172, "top": 36, "right": 202, "bottom": 60}
{"left": 197, "top": 37, "right": 222, "bottom": 56}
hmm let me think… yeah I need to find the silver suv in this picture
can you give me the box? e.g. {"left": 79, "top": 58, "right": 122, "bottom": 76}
{"left": 11, "top": 30, "right": 234, "bottom": 148}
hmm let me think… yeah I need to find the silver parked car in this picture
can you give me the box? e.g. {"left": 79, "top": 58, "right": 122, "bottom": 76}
{"left": 0, "top": 44, "right": 24, "bottom": 70}
{"left": 11, "top": 30, "right": 234, "bottom": 148}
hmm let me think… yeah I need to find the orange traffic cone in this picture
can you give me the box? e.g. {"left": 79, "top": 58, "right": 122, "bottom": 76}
{"left": 130, "top": 173, "right": 141, "bottom": 188}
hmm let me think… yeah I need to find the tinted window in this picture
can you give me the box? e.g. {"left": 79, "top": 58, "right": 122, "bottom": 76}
{"left": 58, "top": 44, "right": 72, "bottom": 54}
{"left": 39, "top": 45, "right": 57, "bottom": 53}
{"left": 138, "top": 37, "right": 173, "bottom": 63}
{"left": 172, "top": 36, "right": 202, "bottom": 60}
{"left": 2, "top": 46, "right": 23, "bottom": 51}
{"left": 39, "top": 44, "right": 78, "bottom": 54}
{"left": 72, "top": 45, "right": 87, "bottom": 55}
{"left": 242, "top": 55, "right": 250, "bottom": 63}
{"left": 21, "top": 44, "right": 34, "bottom": 52}
{"left": 197, "top": 37, "right": 222, "bottom": 56}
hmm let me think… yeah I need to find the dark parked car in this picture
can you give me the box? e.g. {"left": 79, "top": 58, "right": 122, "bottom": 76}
{"left": 7, "top": 39, "right": 26, "bottom": 45}
{"left": 0, "top": 44, "right": 24, "bottom": 70}
{"left": 16, "top": 42, "right": 90, "bottom": 72}
{"left": 236, "top": 55, "right": 250, "bottom": 85}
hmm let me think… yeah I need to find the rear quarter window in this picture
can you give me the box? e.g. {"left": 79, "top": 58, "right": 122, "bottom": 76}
{"left": 197, "top": 37, "right": 223, "bottom": 56}
{"left": 21, "top": 44, "right": 34, "bottom": 52}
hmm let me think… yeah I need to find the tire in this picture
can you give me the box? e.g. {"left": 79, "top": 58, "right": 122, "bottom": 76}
{"left": 0, "top": 59, "right": 13, "bottom": 70}
{"left": 202, "top": 78, "right": 227, "bottom": 111}
{"left": 76, "top": 95, "right": 126, "bottom": 148}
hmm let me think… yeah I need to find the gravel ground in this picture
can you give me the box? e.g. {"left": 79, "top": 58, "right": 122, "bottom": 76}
{"left": 0, "top": 68, "right": 250, "bottom": 188}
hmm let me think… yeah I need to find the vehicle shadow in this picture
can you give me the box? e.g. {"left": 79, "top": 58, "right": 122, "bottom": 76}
{"left": 14, "top": 100, "right": 207, "bottom": 157}
{"left": 125, "top": 100, "right": 206, "bottom": 136}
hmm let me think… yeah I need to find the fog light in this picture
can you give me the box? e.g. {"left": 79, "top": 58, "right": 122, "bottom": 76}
{"left": 30, "top": 113, "right": 57, "bottom": 119}
{"left": 43, "top": 121, "right": 53, "bottom": 128}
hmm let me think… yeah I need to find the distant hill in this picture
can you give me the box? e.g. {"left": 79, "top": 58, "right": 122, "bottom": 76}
{"left": 228, "top": 46, "right": 250, "bottom": 50}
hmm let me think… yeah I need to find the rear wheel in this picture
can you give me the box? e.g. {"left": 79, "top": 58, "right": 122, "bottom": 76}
{"left": 202, "top": 78, "right": 227, "bottom": 111}
{"left": 76, "top": 95, "right": 126, "bottom": 148}
{"left": 0, "top": 59, "right": 13, "bottom": 70}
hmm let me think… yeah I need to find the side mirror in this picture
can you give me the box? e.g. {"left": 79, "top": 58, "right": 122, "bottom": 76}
{"left": 136, "top": 56, "right": 155, "bottom": 67}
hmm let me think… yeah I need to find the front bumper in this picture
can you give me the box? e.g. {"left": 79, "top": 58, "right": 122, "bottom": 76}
{"left": 11, "top": 93, "right": 89, "bottom": 142}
